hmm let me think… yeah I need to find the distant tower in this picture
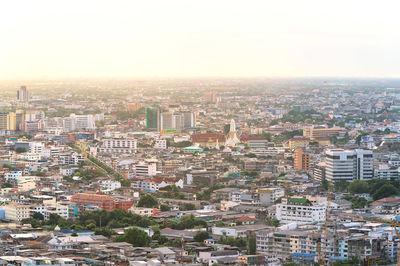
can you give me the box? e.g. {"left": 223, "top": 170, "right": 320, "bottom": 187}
{"left": 17, "top": 86, "right": 29, "bottom": 102}
{"left": 225, "top": 119, "right": 240, "bottom": 147}
{"left": 146, "top": 107, "right": 160, "bottom": 131}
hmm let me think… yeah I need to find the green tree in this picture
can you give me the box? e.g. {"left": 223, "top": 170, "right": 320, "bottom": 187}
{"left": 160, "top": 204, "right": 170, "bottom": 211}
{"left": 115, "top": 227, "right": 151, "bottom": 247}
{"left": 321, "top": 177, "right": 329, "bottom": 191}
{"left": 32, "top": 212, "right": 44, "bottom": 221}
{"left": 181, "top": 203, "right": 196, "bottom": 211}
{"left": 248, "top": 236, "right": 256, "bottom": 255}
{"left": 348, "top": 180, "right": 369, "bottom": 194}
{"left": 194, "top": 231, "right": 210, "bottom": 242}
{"left": 265, "top": 218, "right": 280, "bottom": 227}
{"left": 15, "top": 147, "right": 27, "bottom": 153}
{"left": 137, "top": 194, "right": 158, "bottom": 208}
{"left": 372, "top": 183, "right": 399, "bottom": 200}
{"left": 334, "top": 180, "right": 349, "bottom": 192}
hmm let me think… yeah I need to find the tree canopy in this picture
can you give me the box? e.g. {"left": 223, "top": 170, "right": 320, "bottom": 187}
{"left": 115, "top": 227, "right": 151, "bottom": 247}
{"left": 137, "top": 194, "right": 158, "bottom": 208}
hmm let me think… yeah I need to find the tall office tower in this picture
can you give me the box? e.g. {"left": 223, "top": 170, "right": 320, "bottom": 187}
{"left": 0, "top": 112, "right": 17, "bottom": 131}
{"left": 146, "top": 108, "right": 160, "bottom": 131}
{"left": 160, "top": 113, "right": 173, "bottom": 130}
{"left": 0, "top": 112, "right": 8, "bottom": 130}
{"left": 160, "top": 113, "right": 186, "bottom": 131}
{"left": 15, "top": 110, "right": 25, "bottom": 131}
{"left": 172, "top": 114, "right": 184, "bottom": 130}
{"left": 325, "top": 149, "right": 373, "bottom": 182}
{"left": 183, "top": 112, "right": 196, "bottom": 128}
{"left": 294, "top": 148, "right": 310, "bottom": 171}
{"left": 17, "top": 86, "right": 29, "bottom": 102}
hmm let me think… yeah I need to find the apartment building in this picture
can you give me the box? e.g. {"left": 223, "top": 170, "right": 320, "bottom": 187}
{"left": 256, "top": 229, "right": 319, "bottom": 261}
{"left": 100, "top": 138, "right": 137, "bottom": 153}
{"left": 375, "top": 164, "right": 400, "bottom": 180}
{"left": 258, "top": 187, "right": 285, "bottom": 207}
{"left": 4, "top": 203, "right": 31, "bottom": 222}
{"left": 58, "top": 152, "right": 84, "bottom": 165}
{"left": 294, "top": 148, "right": 310, "bottom": 171}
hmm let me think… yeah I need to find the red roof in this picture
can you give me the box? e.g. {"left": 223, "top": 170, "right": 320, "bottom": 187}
{"left": 71, "top": 192, "right": 114, "bottom": 202}
{"left": 235, "top": 216, "right": 256, "bottom": 222}
{"left": 370, "top": 197, "right": 400, "bottom": 206}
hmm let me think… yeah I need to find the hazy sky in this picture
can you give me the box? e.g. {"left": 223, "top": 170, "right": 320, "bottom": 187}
{"left": 1, "top": 0, "right": 400, "bottom": 79}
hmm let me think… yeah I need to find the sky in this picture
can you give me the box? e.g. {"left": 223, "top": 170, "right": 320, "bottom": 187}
{"left": 1, "top": 0, "right": 400, "bottom": 79}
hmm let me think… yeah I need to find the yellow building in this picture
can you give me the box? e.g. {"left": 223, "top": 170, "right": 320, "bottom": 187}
{"left": 288, "top": 136, "right": 311, "bottom": 149}
{"left": 314, "top": 137, "right": 331, "bottom": 146}
{"left": 303, "top": 126, "right": 345, "bottom": 139}
{"left": 4, "top": 202, "right": 31, "bottom": 222}
{"left": 0, "top": 112, "right": 17, "bottom": 131}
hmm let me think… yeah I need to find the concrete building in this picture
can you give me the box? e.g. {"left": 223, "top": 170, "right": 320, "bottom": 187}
{"left": 256, "top": 229, "right": 319, "bottom": 261}
{"left": 0, "top": 112, "right": 17, "bottom": 131}
{"left": 375, "top": 164, "right": 400, "bottom": 180}
{"left": 154, "top": 139, "right": 167, "bottom": 149}
{"left": 17, "top": 86, "right": 29, "bottom": 102}
{"left": 258, "top": 187, "right": 285, "bottom": 207}
{"left": 276, "top": 197, "right": 326, "bottom": 224}
{"left": 4, "top": 203, "right": 31, "bottom": 222}
{"left": 303, "top": 126, "right": 345, "bottom": 139}
{"left": 100, "top": 138, "right": 137, "bottom": 153}
{"left": 294, "top": 148, "right": 310, "bottom": 171}
{"left": 325, "top": 149, "right": 373, "bottom": 182}
{"left": 146, "top": 107, "right": 160, "bottom": 131}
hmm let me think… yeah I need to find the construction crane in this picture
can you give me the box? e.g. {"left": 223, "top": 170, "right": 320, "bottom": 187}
{"left": 318, "top": 177, "right": 334, "bottom": 265}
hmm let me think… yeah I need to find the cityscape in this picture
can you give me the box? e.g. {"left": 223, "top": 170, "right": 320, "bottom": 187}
{"left": 2, "top": 1, "right": 400, "bottom": 266}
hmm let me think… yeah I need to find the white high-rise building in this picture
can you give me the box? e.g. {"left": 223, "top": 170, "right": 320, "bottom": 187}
{"left": 325, "top": 149, "right": 373, "bottom": 182}
{"left": 160, "top": 113, "right": 185, "bottom": 130}
{"left": 62, "top": 114, "right": 96, "bottom": 131}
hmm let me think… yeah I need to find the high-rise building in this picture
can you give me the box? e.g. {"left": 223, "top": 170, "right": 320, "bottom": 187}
{"left": 182, "top": 112, "right": 196, "bottom": 128}
{"left": 17, "top": 86, "right": 29, "bottom": 102}
{"left": 294, "top": 148, "right": 310, "bottom": 171}
{"left": 15, "top": 110, "right": 25, "bottom": 131}
{"left": 160, "top": 112, "right": 173, "bottom": 130}
{"left": 0, "top": 112, "right": 17, "bottom": 131}
{"left": 325, "top": 149, "right": 373, "bottom": 182}
{"left": 160, "top": 112, "right": 187, "bottom": 131}
{"left": 146, "top": 108, "right": 160, "bottom": 131}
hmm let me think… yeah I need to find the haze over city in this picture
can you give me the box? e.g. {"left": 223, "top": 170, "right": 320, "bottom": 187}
{"left": 2, "top": 0, "right": 400, "bottom": 79}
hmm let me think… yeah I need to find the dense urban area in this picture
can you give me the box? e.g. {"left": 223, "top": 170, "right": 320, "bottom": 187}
{"left": 1, "top": 78, "right": 400, "bottom": 265}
